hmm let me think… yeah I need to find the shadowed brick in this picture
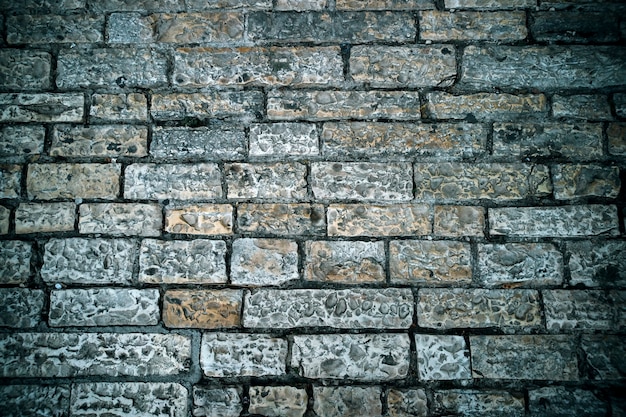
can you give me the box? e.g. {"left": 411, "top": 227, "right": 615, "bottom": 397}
{"left": 0, "top": 93, "right": 83, "bottom": 123}
{"left": 419, "top": 10, "right": 527, "bottom": 41}
{"left": 0, "top": 288, "right": 44, "bottom": 328}
{"left": 387, "top": 389, "right": 428, "bottom": 417}
{"left": 552, "top": 165, "right": 621, "bottom": 199}
{"left": 0, "top": 241, "right": 31, "bottom": 284}
{"left": 0, "top": 50, "right": 50, "bottom": 90}
{"left": 530, "top": 11, "right": 619, "bottom": 43}
{"left": 0, "top": 125, "right": 45, "bottom": 161}
{"left": 568, "top": 240, "right": 626, "bottom": 288}
{"left": 580, "top": 335, "right": 626, "bottom": 380}
{"left": 27, "top": 163, "right": 121, "bottom": 200}
{"left": 433, "top": 390, "right": 525, "bottom": 417}
{"left": 552, "top": 95, "right": 612, "bottom": 120}
{"left": 51, "top": 125, "right": 148, "bottom": 158}
{"left": 426, "top": 92, "right": 547, "bottom": 121}
{"left": 528, "top": 387, "right": 607, "bottom": 417}
{"left": 90, "top": 93, "right": 148, "bottom": 122}
{"left": 7, "top": 15, "right": 103, "bottom": 44}
{"left": 313, "top": 386, "right": 382, "bottom": 417}
{"left": 15, "top": 202, "right": 75, "bottom": 234}
{"left": 88, "top": 0, "right": 185, "bottom": 12}
{"left": 328, "top": 204, "right": 431, "bottom": 236}
{"left": 0, "top": 206, "right": 8, "bottom": 234}
{"left": 336, "top": 0, "right": 434, "bottom": 9}
{"left": 543, "top": 290, "right": 614, "bottom": 331}
{"left": 0, "top": 386, "right": 70, "bottom": 417}
{"left": 305, "top": 240, "right": 385, "bottom": 283}
{"left": 608, "top": 123, "right": 626, "bottom": 156}
{"left": 163, "top": 289, "right": 242, "bottom": 328}
{"left": 0, "top": 165, "right": 21, "bottom": 198}
{"left": 193, "top": 387, "right": 243, "bottom": 417}
{"left": 249, "top": 386, "right": 307, "bottom": 417}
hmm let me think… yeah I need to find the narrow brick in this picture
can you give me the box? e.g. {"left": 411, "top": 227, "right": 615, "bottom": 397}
{"left": 79, "top": 203, "right": 162, "bottom": 236}
{"left": 337, "top": 0, "right": 434, "bottom": 9}
{"left": 7, "top": 15, "right": 103, "bottom": 44}
{"left": 615, "top": 93, "right": 626, "bottom": 118}
{"left": 327, "top": 204, "right": 431, "bottom": 237}
{"left": 390, "top": 240, "right": 471, "bottom": 284}
{"left": 305, "top": 240, "right": 385, "bottom": 283}
{"left": 90, "top": 93, "right": 147, "bottom": 122}
{"left": 243, "top": 288, "right": 414, "bottom": 329}
{"left": 314, "top": 386, "right": 382, "bottom": 417}
{"left": 0, "top": 333, "right": 190, "bottom": 377}
{"left": 543, "top": 290, "right": 614, "bottom": 331}
{"left": 580, "top": 335, "right": 626, "bottom": 380}
{"left": 226, "top": 162, "right": 307, "bottom": 199}
{"left": 0, "top": 164, "right": 21, "bottom": 198}
{"left": 15, "top": 202, "right": 75, "bottom": 234}
{"left": 238, "top": 203, "right": 325, "bottom": 235}
{"left": 568, "top": 240, "right": 626, "bottom": 288}
{"left": 0, "top": 241, "right": 31, "bottom": 284}
{"left": 433, "top": 390, "right": 525, "bottom": 417}
{"left": 434, "top": 205, "right": 484, "bottom": 237}
{"left": 0, "top": 288, "right": 44, "bottom": 328}
{"left": 125, "top": 163, "right": 222, "bottom": 200}
{"left": 420, "top": 10, "right": 527, "bottom": 41}
{"left": 201, "top": 333, "right": 287, "bottom": 377}
{"left": 291, "top": 333, "right": 410, "bottom": 380}
{"left": 276, "top": 0, "right": 327, "bottom": 9}
{"left": 0, "top": 93, "right": 83, "bottom": 123}
{"left": 49, "top": 288, "right": 160, "bottom": 327}
{"left": 415, "top": 335, "right": 471, "bottom": 381}
{"left": 250, "top": 123, "right": 319, "bottom": 157}
{"left": 27, "top": 163, "right": 121, "bottom": 200}
{"left": 445, "top": 0, "right": 534, "bottom": 8}
{"left": 186, "top": 0, "right": 271, "bottom": 9}
{"left": 152, "top": 92, "right": 263, "bottom": 121}
{"left": 607, "top": 123, "right": 626, "bottom": 156}
{"left": 193, "top": 387, "right": 243, "bottom": 417}
{"left": 489, "top": 205, "right": 619, "bottom": 237}
{"left": 387, "top": 389, "right": 428, "bottom": 417}
{"left": 426, "top": 92, "right": 547, "bottom": 121}
{"left": 88, "top": 0, "right": 185, "bottom": 12}
{"left": 0, "top": 205, "right": 8, "bottom": 234}
{"left": 470, "top": 335, "right": 578, "bottom": 380}
{"left": 0, "top": 50, "right": 50, "bottom": 90}
{"left": 151, "top": 126, "right": 246, "bottom": 160}
{"left": 528, "top": 387, "right": 607, "bottom": 417}
{"left": 163, "top": 289, "right": 242, "bottom": 329}
{"left": 249, "top": 386, "right": 307, "bottom": 417}
{"left": 139, "top": 239, "right": 227, "bottom": 284}
{"left": 0, "top": 386, "right": 70, "bottom": 417}
{"left": 51, "top": 125, "right": 148, "bottom": 157}
{"left": 552, "top": 94, "right": 612, "bottom": 120}
{"left": 0, "top": 125, "right": 45, "bottom": 161}
{"left": 530, "top": 11, "right": 619, "bottom": 43}
{"left": 165, "top": 204, "right": 233, "bottom": 235}
{"left": 231, "top": 238, "right": 299, "bottom": 286}
{"left": 552, "top": 165, "right": 621, "bottom": 200}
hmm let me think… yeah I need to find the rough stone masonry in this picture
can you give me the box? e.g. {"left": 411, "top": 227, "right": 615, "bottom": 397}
{"left": 0, "top": 0, "right": 625, "bottom": 416}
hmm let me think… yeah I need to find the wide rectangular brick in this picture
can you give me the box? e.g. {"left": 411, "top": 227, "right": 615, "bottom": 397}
{"left": 552, "top": 165, "right": 620, "bottom": 199}
{"left": 226, "top": 162, "right": 307, "bottom": 199}
{"left": 125, "top": 163, "right": 221, "bottom": 200}
{"left": 328, "top": 204, "right": 431, "bottom": 236}
{"left": 165, "top": 204, "right": 232, "bottom": 235}
{"left": 337, "top": 0, "right": 434, "bottom": 9}
{"left": 434, "top": 205, "right": 484, "bottom": 237}
{"left": 387, "top": 389, "right": 428, "bottom": 417}
{"left": 0, "top": 333, "right": 190, "bottom": 377}
{"left": 580, "top": 335, "right": 626, "bottom": 380}
{"left": 201, "top": 333, "right": 287, "bottom": 377}
{"left": 0, "top": 50, "right": 50, "bottom": 90}
{"left": 552, "top": 94, "right": 612, "bottom": 120}
{"left": 79, "top": 203, "right": 162, "bottom": 236}
{"left": 445, "top": 0, "right": 534, "bottom": 8}
{"left": 152, "top": 92, "right": 263, "bottom": 121}
{"left": 470, "top": 335, "right": 578, "bottom": 380}
{"left": 139, "top": 239, "right": 227, "bottom": 284}
{"left": 0, "top": 288, "right": 44, "bottom": 328}
{"left": 426, "top": 92, "right": 547, "bottom": 121}
{"left": 7, "top": 14, "right": 103, "bottom": 44}
{"left": 1, "top": 386, "right": 70, "bottom": 417}
{"left": 305, "top": 240, "right": 385, "bottom": 283}
{"left": 568, "top": 240, "right": 626, "bottom": 288}
{"left": 489, "top": 205, "right": 620, "bottom": 237}
{"left": 0, "top": 93, "right": 83, "bottom": 122}
{"left": 238, "top": 203, "right": 325, "bottom": 235}
{"left": 152, "top": 126, "right": 246, "bottom": 160}
{"left": 163, "top": 289, "right": 242, "bottom": 329}
{"left": 543, "top": 290, "right": 615, "bottom": 331}
{"left": 0, "top": 241, "right": 32, "bottom": 284}
{"left": 231, "top": 238, "right": 299, "bottom": 286}
{"left": 0, "top": 164, "right": 21, "bottom": 198}
{"left": 0, "top": 125, "right": 44, "bottom": 161}
{"left": 391, "top": 240, "right": 471, "bottom": 284}
{"left": 0, "top": 0, "right": 85, "bottom": 12}
{"left": 49, "top": 288, "right": 160, "bottom": 327}
{"left": 250, "top": 123, "right": 319, "bottom": 157}
{"left": 174, "top": 46, "right": 342, "bottom": 87}
{"left": 193, "top": 387, "right": 243, "bottom": 417}
{"left": 27, "top": 163, "right": 120, "bottom": 200}
{"left": 0, "top": 205, "right": 8, "bottom": 234}
{"left": 90, "top": 93, "right": 147, "bottom": 122}
{"left": 88, "top": 0, "right": 185, "bottom": 12}
{"left": 186, "top": 0, "right": 270, "bottom": 9}
{"left": 432, "top": 390, "right": 524, "bottom": 417}
{"left": 419, "top": 10, "right": 527, "bottom": 41}
{"left": 608, "top": 123, "right": 626, "bottom": 156}
{"left": 314, "top": 386, "right": 382, "bottom": 417}
{"left": 528, "top": 387, "right": 607, "bottom": 417}
{"left": 462, "top": 46, "right": 626, "bottom": 89}
{"left": 50, "top": 125, "right": 147, "bottom": 158}
{"left": 249, "top": 386, "right": 307, "bottom": 417}
{"left": 15, "top": 202, "right": 75, "bottom": 234}
{"left": 415, "top": 335, "right": 471, "bottom": 381}
{"left": 291, "top": 334, "right": 410, "bottom": 380}
{"left": 530, "top": 11, "right": 619, "bottom": 43}
{"left": 243, "top": 288, "right": 413, "bottom": 329}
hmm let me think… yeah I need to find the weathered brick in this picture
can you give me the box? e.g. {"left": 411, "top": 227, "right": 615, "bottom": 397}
{"left": 432, "top": 390, "right": 525, "bottom": 417}
{"left": 0, "top": 205, "right": 8, "bottom": 234}
{"left": 243, "top": 288, "right": 413, "bottom": 329}
{"left": 387, "top": 389, "right": 428, "bottom": 417}
{"left": 580, "top": 335, "right": 626, "bottom": 380}
{"left": 613, "top": 290, "right": 626, "bottom": 330}
{"left": 15, "top": 202, "right": 75, "bottom": 234}
{"left": 337, "top": 0, "right": 433, "bottom": 9}
{"left": 434, "top": 205, "right": 484, "bottom": 237}
{"left": 313, "top": 386, "right": 382, "bottom": 417}
{"left": 249, "top": 386, "right": 307, "bottom": 417}
{"left": 0, "top": 288, "right": 44, "bottom": 328}
{"left": 420, "top": 10, "right": 527, "bottom": 41}
{"left": 0, "top": 50, "right": 50, "bottom": 90}
{"left": 607, "top": 123, "right": 626, "bottom": 156}
{"left": 186, "top": 0, "right": 271, "bottom": 9}
{"left": 615, "top": 93, "right": 626, "bottom": 118}
{"left": 0, "top": 0, "right": 85, "bottom": 12}
{"left": 49, "top": 288, "right": 160, "bottom": 327}
{"left": 250, "top": 123, "right": 319, "bottom": 157}
{"left": 0, "top": 164, "right": 21, "bottom": 198}
{"left": 415, "top": 334, "right": 471, "bottom": 381}
{"left": 50, "top": 125, "right": 148, "bottom": 158}
{"left": 226, "top": 162, "right": 307, "bottom": 199}
{"left": 276, "top": 0, "right": 326, "bottom": 9}
{"left": 165, "top": 204, "right": 232, "bottom": 235}
{"left": 27, "top": 163, "right": 121, "bottom": 200}
{"left": 0, "top": 333, "right": 190, "bottom": 377}
{"left": 7, "top": 15, "right": 103, "bottom": 44}
{"left": 0, "top": 241, "right": 31, "bottom": 284}
{"left": 79, "top": 203, "right": 162, "bottom": 236}
{"left": 88, "top": 0, "right": 185, "bottom": 12}
{"left": 445, "top": 0, "right": 534, "bottom": 8}
{"left": 0, "top": 93, "right": 83, "bottom": 123}
{"left": 552, "top": 165, "right": 621, "bottom": 200}
{"left": 174, "top": 46, "right": 342, "bottom": 87}
{"left": 268, "top": 90, "right": 422, "bottom": 121}
{"left": 139, "top": 239, "right": 227, "bottom": 284}
{"left": 489, "top": 205, "right": 619, "bottom": 237}
{"left": 163, "top": 289, "right": 242, "bottom": 329}
{"left": 552, "top": 94, "right": 612, "bottom": 120}
{"left": 201, "top": 333, "right": 287, "bottom": 377}
{"left": 470, "top": 335, "right": 578, "bottom": 380}
{"left": 528, "top": 387, "right": 607, "bottom": 417}
{"left": 231, "top": 238, "right": 298, "bottom": 286}
{"left": 390, "top": 240, "right": 471, "bottom": 284}
{"left": 305, "top": 240, "right": 385, "bottom": 283}
{"left": 478, "top": 243, "right": 563, "bottom": 288}
{"left": 152, "top": 92, "right": 263, "bottom": 121}
{"left": 71, "top": 383, "right": 187, "bottom": 417}
{"left": 328, "top": 204, "right": 431, "bottom": 236}
{"left": 238, "top": 203, "right": 325, "bottom": 235}
{"left": 41, "top": 238, "right": 135, "bottom": 285}
{"left": 125, "top": 163, "right": 221, "bottom": 200}
{"left": 152, "top": 126, "right": 246, "bottom": 160}
{"left": 426, "top": 92, "right": 547, "bottom": 121}
{"left": 193, "top": 387, "right": 243, "bottom": 417}
{"left": 291, "top": 333, "right": 410, "bottom": 380}
{"left": 568, "top": 240, "right": 626, "bottom": 288}
{"left": 0, "top": 125, "right": 44, "bottom": 161}
{"left": 543, "top": 290, "right": 614, "bottom": 331}
{"left": 90, "top": 93, "right": 147, "bottom": 122}
{"left": 0, "top": 385, "right": 70, "bottom": 417}
{"left": 530, "top": 11, "right": 619, "bottom": 43}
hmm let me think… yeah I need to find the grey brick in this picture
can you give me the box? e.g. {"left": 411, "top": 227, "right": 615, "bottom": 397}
{"left": 432, "top": 390, "right": 525, "bottom": 417}
{"left": 0, "top": 125, "right": 45, "bottom": 162}
{"left": 0, "top": 164, "right": 21, "bottom": 198}
{"left": 580, "top": 335, "right": 626, "bottom": 380}
{"left": 543, "top": 290, "right": 614, "bottom": 332}
{"left": 151, "top": 126, "right": 246, "bottom": 160}
{"left": 336, "top": 0, "right": 434, "bottom": 9}
{"left": 0, "top": 93, "right": 83, "bottom": 123}
{"left": 528, "top": 387, "right": 607, "bottom": 417}
{"left": 552, "top": 94, "right": 612, "bottom": 120}
{"left": 387, "top": 389, "right": 428, "bottom": 417}
{"left": 305, "top": 240, "right": 386, "bottom": 284}
{"left": 7, "top": 15, "right": 103, "bottom": 44}
{"left": 165, "top": 204, "right": 233, "bottom": 235}
{"left": 193, "top": 387, "right": 243, "bottom": 417}
{"left": 552, "top": 165, "right": 621, "bottom": 200}
{"left": 328, "top": 204, "right": 431, "bottom": 237}
{"left": 79, "top": 203, "right": 162, "bottom": 237}
{"left": 434, "top": 205, "right": 484, "bottom": 237}
{"left": 88, "top": 0, "right": 185, "bottom": 12}
{"left": 530, "top": 11, "right": 619, "bottom": 43}
{"left": 415, "top": 334, "right": 471, "bottom": 381}
{"left": 313, "top": 386, "right": 382, "bottom": 417}
{"left": 276, "top": 0, "right": 326, "bottom": 10}
{"left": 390, "top": 240, "right": 471, "bottom": 284}
{"left": 445, "top": 0, "right": 534, "bottom": 8}
{"left": 0, "top": 288, "right": 44, "bottom": 328}
{"left": 250, "top": 123, "right": 319, "bottom": 157}
{"left": 90, "top": 93, "right": 148, "bottom": 122}
{"left": 249, "top": 386, "right": 307, "bottom": 417}
{"left": 0, "top": 385, "right": 70, "bottom": 417}
{"left": 238, "top": 203, "right": 325, "bottom": 235}
{"left": 0, "top": 241, "right": 32, "bottom": 284}
{"left": 51, "top": 125, "right": 148, "bottom": 158}
{"left": 0, "top": 0, "right": 85, "bottom": 12}
{"left": 226, "top": 162, "right": 307, "bottom": 199}
{"left": 426, "top": 92, "right": 548, "bottom": 121}
{"left": 231, "top": 238, "right": 299, "bottom": 286}
{"left": 615, "top": 93, "right": 626, "bottom": 118}
{"left": 152, "top": 92, "right": 263, "bottom": 121}
{"left": 0, "top": 50, "right": 50, "bottom": 90}
{"left": 419, "top": 10, "right": 527, "bottom": 41}
{"left": 125, "top": 163, "right": 222, "bottom": 200}
{"left": 607, "top": 123, "right": 626, "bottom": 156}
{"left": 27, "top": 163, "right": 120, "bottom": 200}
{"left": 0, "top": 205, "right": 8, "bottom": 234}
{"left": 186, "top": 0, "right": 271, "bottom": 9}
{"left": 568, "top": 240, "right": 626, "bottom": 288}
{"left": 15, "top": 202, "right": 76, "bottom": 234}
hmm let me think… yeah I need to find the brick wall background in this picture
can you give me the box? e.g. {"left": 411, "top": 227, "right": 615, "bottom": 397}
{"left": 1, "top": 0, "right": 625, "bottom": 415}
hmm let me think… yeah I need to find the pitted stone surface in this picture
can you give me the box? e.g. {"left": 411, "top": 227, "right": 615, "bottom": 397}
{"left": 152, "top": 92, "right": 263, "bottom": 121}
{"left": 543, "top": 290, "right": 614, "bottom": 332}
{"left": 16, "top": 202, "right": 75, "bottom": 234}
{"left": 328, "top": 204, "right": 431, "bottom": 236}
{"left": 90, "top": 93, "right": 147, "bottom": 121}
{"left": 193, "top": 387, "right": 243, "bottom": 417}
{"left": 426, "top": 92, "right": 548, "bottom": 121}
{"left": 51, "top": 125, "right": 147, "bottom": 157}
{"left": 165, "top": 204, "right": 233, "bottom": 235}
{"left": 28, "top": 163, "right": 121, "bottom": 200}
{"left": 313, "top": 386, "right": 382, "bottom": 417}
{"left": 276, "top": 0, "right": 327, "bottom": 9}
{"left": 305, "top": 240, "right": 385, "bottom": 283}
{"left": 249, "top": 386, "right": 307, "bottom": 417}
{"left": 0, "top": 165, "right": 21, "bottom": 198}
{"left": 607, "top": 123, "right": 626, "bottom": 156}
{"left": 238, "top": 203, "right": 325, "bottom": 235}
{"left": 243, "top": 288, "right": 413, "bottom": 329}
{"left": 419, "top": 10, "right": 527, "bottom": 41}
{"left": 89, "top": 0, "right": 185, "bottom": 12}
{"left": 0, "top": 288, "right": 44, "bottom": 328}
{"left": 0, "top": 50, "right": 50, "bottom": 90}
{"left": 580, "top": 335, "right": 626, "bottom": 380}
{"left": 125, "top": 163, "right": 222, "bottom": 200}
{"left": 432, "top": 390, "right": 525, "bottom": 417}
{"left": 151, "top": 126, "right": 246, "bottom": 160}
{"left": 415, "top": 335, "right": 471, "bottom": 381}
{"left": 568, "top": 240, "right": 626, "bottom": 288}
{"left": 226, "top": 162, "right": 307, "bottom": 199}
{"left": 529, "top": 387, "right": 606, "bottom": 417}
{"left": 0, "top": 125, "right": 44, "bottom": 161}
{"left": 79, "top": 203, "right": 162, "bottom": 236}
{"left": 390, "top": 240, "right": 471, "bottom": 284}
{"left": 552, "top": 94, "right": 612, "bottom": 120}
{"left": 337, "top": 0, "right": 433, "bottom": 9}
{"left": 0, "top": 385, "right": 70, "bottom": 417}
{"left": 0, "top": 205, "right": 8, "bottom": 234}
{"left": 387, "top": 389, "right": 428, "bottom": 417}
{"left": 0, "top": 241, "right": 31, "bottom": 284}
{"left": 7, "top": 14, "right": 103, "bottom": 44}
{"left": 530, "top": 11, "right": 619, "bottom": 44}
{"left": 250, "top": 123, "right": 319, "bottom": 157}
{"left": 552, "top": 165, "right": 621, "bottom": 199}
{"left": 231, "top": 238, "right": 298, "bottom": 286}
{"left": 445, "top": 0, "right": 534, "bottom": 9}
{"left": 0, "top": 93, "right": 83, "bottom": 123}
{"left": 434, "top": 205, "right": 484, "bottom": 237}
{"left": 163, "top": 289, "right": 242, "bottom": 328}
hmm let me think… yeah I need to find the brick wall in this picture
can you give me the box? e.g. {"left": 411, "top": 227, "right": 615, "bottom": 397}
{"left": 0, "top": 0, "right": 625, "bottom": 416}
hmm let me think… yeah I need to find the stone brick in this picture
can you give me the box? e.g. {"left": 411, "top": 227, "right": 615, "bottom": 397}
{"left": 291, "top": 333, "right": 410, "bottom": 380}
{"left": 51, "top": 125, "right": 147, "bottom": 158}
{"left": 0, "top": 125, "right": 44, "bottom": 161}
{"left": 250, "top": 123, "right": 319, "bottom": 157}
{"left": 321, "top": 122, "right": 487, "bottom": 160}
{"left": 552, "top": 165, "right": 621, "bottom": 200}
{"left": 151, "top": 126, "right": 246, "bottom": 160}
{"left": 249, "top": 386, "right": 307, "bottom": 417}
{"left": 57, "top": 48, "right": 167, "bottom": 89}
{"left": 163, "top": 289, "right": 242, "bottom": 329}
{"left": 0, "top": 288, "right": 44, "bottom": 328}
{"left": 243, "top": 288, "right": 413, "bottom": 329}
{"left": 0, "top": 241, "right": 31, "bottom": 284}
{"left": 268, "top": 90, "right": 422, "bottom": 121}
{"left": 305, "top": 240, "right": 385, "bottom": 283}
{"left": 231, "top": 238, "right": 298, "bottom": 286}
{"left": 552, "top": 94, "right": 612, "bottom": 120}
{"left": 390, "top": 240, "right": 472, "bottom": 284}
{"left": 15, "top": 202, "right": 75, "bottom": 234}
{"left": 420, "top": 10, "right": 527, "bottom": 41}
{"left": 88, "top": 0, "right": 185, "bottom": 12}
{"left": 470, "top": 335, "right": 578, "bottom": 380}
{"left": 41, "top": 238, "right": 135, "bottom": 285}
{"left": 49, "top": 288, "right": 160, "bottom": 327}
{"left": 0, "top": 385, "right": 70, "bottom": 417}
{"left": 387, "top": 389, "right": 428, "bottom": 417}
{"left": 434, "top": 205, "right": 484, "bottom": 237}
{"left": 612, "top": 290, "right": 626, "bottom": 330}
{"left": 0, "top": 0, "right": 85, "bottom": 12}
{"left": 530, "top": 11, "right": 619, "bottom": 43}
{"left": 237, "top": 203, "right": 325, "bottom": 235}
{"left": 337, "top": 0, "right": 432, "bottom": 8}
{"left": 226, "top": 162, "right": 307, "bottom": 199}
{"left": 249, "top": 12, "right": 415, "bottom": 43}
{"left": 489, "top": 205, "right": 619, "bottom": 237}
{"left": 165, "top": 204, "right": 232, "bottom": 235}
{"left": 201, "top": 333, "right": 287, "bottom": 377}
{"left": 478, "top": 243, "right": 563, "bottom": 288}
{"left": 7, "top": 15, "right": 103, "bottom": 44}
{"left": 528, "top": 387, "right": 607, "bottom": 417}
{"left": 79, "top": 203, "right": 162, "bottom": 236}
{"left": 580, "top": 335, "right": 626, "bottom": 380}
{"left": 152, "top": 92, "right": 263, "bottom": 121}
{"left": 0, "top": 205, "right": 8, "bottom": 234}
{"left": 71, "top": 383, "right": 187, "bottom": 417}
{"left": 415, "top": 335, "right": 471, "bottom": 381}
{"left": 0, "top": 50, "right": 50, "bottom": 90}
{"left": 0, "top": 164, "right": 21, "bottom": 198}
{"left": 462, "top": 46, "right": 626, "bottom": 90}
{"left": 328, "top": 204, "right": 431, "bottom": 237}
{"left": 90, "top": 93, "right": 148, "bottom": 122}
{"left": 276, "top": 0, "right": 326, "bottom": 9}
{"left": 186, "top": 0, "right": 270, "bottom": 9}
{"left": 0, "top": 333, "right": 190, "bottom": 377}
{"left": 543, "top": 290, "right": 614, "bottom": 331}
{"left": 426, "top": 92, "right": 548, "bottom": 121}
{"left": 445, "top": 0, "right": 534, "bottom": 8}
{"left": 568, "top": 240, "right": 626, "bottom": 288}
{"left": 193, "top": 387, "right": 243, "bottom": 417}
{"left": 139, "top": 239, "right": 227, "bottom": 284}
{"left": 0, "top": 93, "right": 83, "bottom": 123}
{"left": 174, "top": 46, "right": 342, "bottom": 87}
{"left": 125, "top": 163, "right": 221, "bottom": 200}
{"left": 432, "top": 390, "right": 525, "bottom": 417}
{"left": 607, "top": 123, "right": 626, "bottom": 156}
{"left": 313, "top": 386, "right": 382, "bottom": 417}
{"left": 615, "top": 93, "right": 626, "bottom": 118}
{"left": 27, "top": 163, "right": 121, "bottom": 200}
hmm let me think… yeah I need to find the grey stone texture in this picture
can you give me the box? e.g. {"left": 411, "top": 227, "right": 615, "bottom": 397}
{"left": 79, "top": 203, "right": 162, "bottom": 236}
{"left": 0, "top": 385, "right": 70, "bottom": 417}
{"left": 51, "top": 125, "right": 148, "bottom": 158}
{"left": 193, "top": 387, "right": 243, "bottom": 417}
{"left": 0, "top": 50, "right": 50, "bottom": 90}
{"left": 238, "top": 203, "right": 325, "bottom": 235}
{"left": 0, "top": 125, "right": 44, "bottom": 161}
{"left": 152, "top": 92, "right": 263, "bottom": 121}
{"left": 231, "top": 238, "right": 299, "bottom": 286}
{"left": 445, "top": 0, "right": 534, "bottom": 8}
{"left": 528, "top": 386, "right": 607, "bottom": 417}
{"left": 0, "top": 288, "right": 44, "bottom": 328}
{"left": 226, "top": 162, "right": 307, "bottom": 199}
{"left": 530, "top": 11, "right": 620, "bottom": 43}
{"left": 328, "top": 203, "right": 431, "bottom": 236}
{"left": 337, "top": 0, "right": 433, "bottom": 9}
{"left": 0, "top": 93, "right": 83, "bottom": 123}
{"left": 0, "top": 240, "right": 32, "bottom": 284}
{"left": 415, "top": 334, "right": 471, "bottom": 381}
{"left": 313, "top": 386, "right": 382, "bottom": 417}
{"left": 305, "top": 240, "right": 385, "bottom": 283}
{"left": 432, "top": 390, "right": 525, "bottom": 417}
{"left": 90, "top": 93, "right": 148, "bottom": 121}
{"left": 165, "top": 204, "right": 233, "bottom": 235}
{"left": 607, "top": 123, "right": 626, "bottom": 156}
{"left": 552, "top": 165, "right": 621, "bottom": 199}
{"left": 433, "top": 205, "right": 484, "bottom": 237}
{"left": 543, "top": 290, "right": 616, "bottom": 332}
{"left": 390, "top": 240, "right": 472, "bottom": 284}
{"left": 387, "top": 389, "right": 428, "bottom": 417}
{"left": 27, "top": 163, "right": 121, "bottom": 200}
{"left": 15, "top": 202, "right": 75, "bottom": 234}
{"left": 552, "top": 94, "right": 612, "bottom": 120}
{"left": 426, "top": 92, "right": 548, "bottom": 121}
{"left": 0, "top": 165, "right": 21, "bottom": 198}
{"left": 249, "top": 386, "right": 307, "bottom": 417}
{"left": 420, "top": 10, "right": 527, "bottom": 41}
{"left": 151, "top": 126, "right": 246, "bottom": 160}
{"left": 0, "top": 205, "right": 8, "bottom": 234}
{"left": 250, "top": 123, "right": 319, "bottom": 157}
{"left": 7, "top": 14, "right": 103, "bottom": 44}
{"left": 580, "top": 335, "right": 626, "bottom": 380}
{"left": 568, "top": 240, "right": 626, "bottom": 288}
{"left": 125, "top": 163, "right": 222, "bottom": 200}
